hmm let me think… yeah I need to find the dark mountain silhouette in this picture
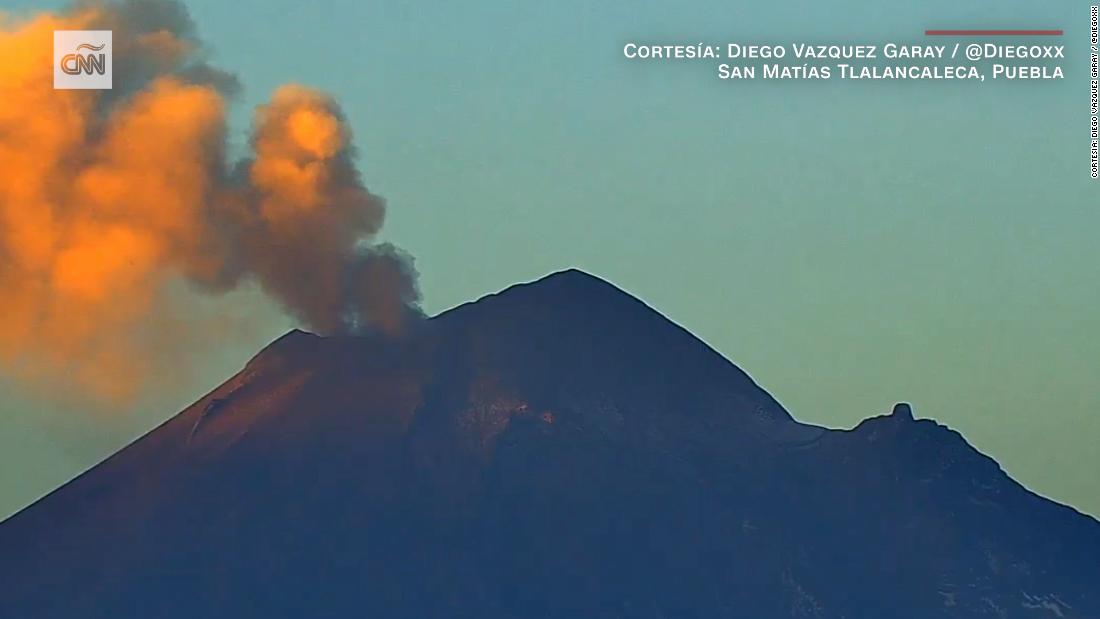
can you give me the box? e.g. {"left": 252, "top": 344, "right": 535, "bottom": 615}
{"left": 1, "top": 269, "right": 1097, "bottom": 618}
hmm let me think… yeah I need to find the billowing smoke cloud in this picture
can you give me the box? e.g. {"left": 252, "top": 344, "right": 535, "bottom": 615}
{"left": 0, "top": 0, "right": 420, "bottom": 403}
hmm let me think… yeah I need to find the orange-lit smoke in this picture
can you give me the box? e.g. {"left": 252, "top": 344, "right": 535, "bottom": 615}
{"left": 0, "top": 0, "right": 419, "bottom": 403}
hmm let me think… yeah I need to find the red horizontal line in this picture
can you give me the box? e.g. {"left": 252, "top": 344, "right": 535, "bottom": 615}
{"left": 925, "top": 29, "right": 1063, "bottom": 36}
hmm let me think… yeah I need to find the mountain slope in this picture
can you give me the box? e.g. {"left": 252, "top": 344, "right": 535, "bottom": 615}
{"left": 1, "top": 269, "right": 1096, "bottom": 618}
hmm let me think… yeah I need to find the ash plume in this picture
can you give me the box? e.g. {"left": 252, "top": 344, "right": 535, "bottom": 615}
{"left": 0, "top": 0, "right": 420, "bottom": 403}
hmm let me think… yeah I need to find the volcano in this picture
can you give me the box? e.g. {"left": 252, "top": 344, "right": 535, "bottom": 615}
{"left": 1, "top": 269, "right": 1097, "bottom": 618}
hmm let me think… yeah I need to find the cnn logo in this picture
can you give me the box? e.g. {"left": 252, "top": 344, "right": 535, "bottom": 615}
{"left": 54, "top": 30, "right": 112, "bottom": 90}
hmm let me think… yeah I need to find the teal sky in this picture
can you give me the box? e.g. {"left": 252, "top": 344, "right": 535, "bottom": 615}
{"left": 1, "top": 0, "right": 1097, "bottom": 519}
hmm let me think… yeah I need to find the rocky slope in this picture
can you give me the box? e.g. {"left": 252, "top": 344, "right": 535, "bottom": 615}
{"left": 1, "top": 269, "right": 1096, "bottom": 618}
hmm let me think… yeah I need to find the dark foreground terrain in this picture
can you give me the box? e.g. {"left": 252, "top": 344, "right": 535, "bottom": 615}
{"left": 1, "top": 270, "right": 1097, "bottom": 618}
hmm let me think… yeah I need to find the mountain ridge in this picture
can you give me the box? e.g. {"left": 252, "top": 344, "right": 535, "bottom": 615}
{"left": 1, "top": 268, "right": 1096, "bottom": 618}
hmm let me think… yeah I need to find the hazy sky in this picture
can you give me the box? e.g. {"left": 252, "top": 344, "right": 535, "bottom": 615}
{"left": 1, "top": 0, "right": 1096, "bottom": 519}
